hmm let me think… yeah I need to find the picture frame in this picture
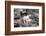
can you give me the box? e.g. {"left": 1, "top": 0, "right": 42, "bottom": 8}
{"left": 5, "top": 1, "right": 45, "bottom": 35}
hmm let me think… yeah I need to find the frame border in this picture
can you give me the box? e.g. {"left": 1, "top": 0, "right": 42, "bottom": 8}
{"left": 5, "top": 1, "right": 45, "bottom": 35}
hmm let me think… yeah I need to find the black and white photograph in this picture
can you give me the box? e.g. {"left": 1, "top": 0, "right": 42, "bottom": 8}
{"left": 11, "top": 5, "right": 42, "bottom": 31}
{"left": 14, "top": 8, "right": 39, "bottom": 27}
